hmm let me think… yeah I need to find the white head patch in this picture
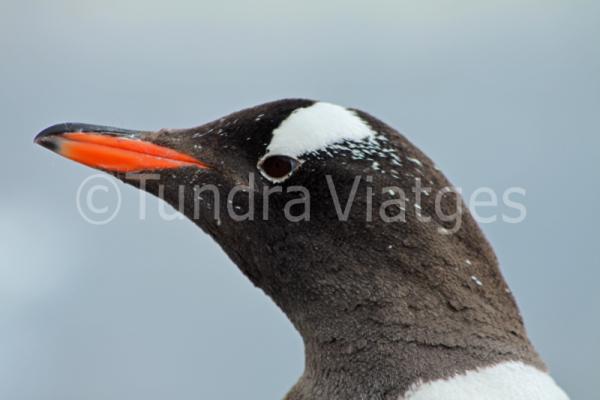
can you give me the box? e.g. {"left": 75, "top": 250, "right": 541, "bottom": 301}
{"left": 262, "top": 102, "right": 377, "bottom": 160}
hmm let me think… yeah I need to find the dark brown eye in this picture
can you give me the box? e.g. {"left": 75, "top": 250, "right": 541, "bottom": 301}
{"left": 258, "top": 155, "right": 299, "bottom": 182}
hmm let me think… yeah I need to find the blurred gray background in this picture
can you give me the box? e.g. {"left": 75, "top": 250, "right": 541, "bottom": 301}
{"left": 1, "top": 0, "right": 598, "bottom": 398}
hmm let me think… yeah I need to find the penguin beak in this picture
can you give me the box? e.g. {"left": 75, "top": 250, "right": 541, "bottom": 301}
{"left": 34, "top": 123, "right": 208, "bottom": 173}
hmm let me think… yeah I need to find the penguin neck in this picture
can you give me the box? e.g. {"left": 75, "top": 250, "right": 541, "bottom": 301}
{"left": 272, "top": 230, "right": 544, "bottom": 399}
{"left": 208, "top": 198, "right": 545, "bottom": 398}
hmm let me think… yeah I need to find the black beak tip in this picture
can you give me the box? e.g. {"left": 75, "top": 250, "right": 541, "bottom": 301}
{"left": 34, "top": 122, "right": 141, "bottom": 146}
{"left": 34, "top": 123, "right": 76, "bottom": 145}
{"left": 37, "top": 137, "right": 59, "bottom": 152}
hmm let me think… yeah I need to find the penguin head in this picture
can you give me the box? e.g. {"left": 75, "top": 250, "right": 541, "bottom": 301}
{"left": 35, "top": 99, "right": 470, "bottom": 321}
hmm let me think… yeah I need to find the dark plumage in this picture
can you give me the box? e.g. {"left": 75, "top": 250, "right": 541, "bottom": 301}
{"left": 35, "top": 99, "right": 567, "bottom": 400}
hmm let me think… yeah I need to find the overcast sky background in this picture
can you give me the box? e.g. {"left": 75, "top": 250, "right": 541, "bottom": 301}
{"left": 1, "top": 1, "right": 598, "bottom": 399}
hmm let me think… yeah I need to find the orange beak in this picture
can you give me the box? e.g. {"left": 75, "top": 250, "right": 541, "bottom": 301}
{"left": 34, "top": 123, "right": 208, "bottom": 173}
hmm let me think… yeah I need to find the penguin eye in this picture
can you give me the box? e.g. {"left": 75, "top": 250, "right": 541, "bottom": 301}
{"left": 258, "top": 155, "right": 300, "bottom": 182}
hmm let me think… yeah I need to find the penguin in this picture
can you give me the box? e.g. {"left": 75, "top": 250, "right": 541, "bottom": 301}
{"left": 35, "top": 99, "right": 569, "bottom": 400}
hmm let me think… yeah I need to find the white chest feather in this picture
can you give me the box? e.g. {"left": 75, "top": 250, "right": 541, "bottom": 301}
{"left": 402, "top": 361, "right": 569, "bottom": 400}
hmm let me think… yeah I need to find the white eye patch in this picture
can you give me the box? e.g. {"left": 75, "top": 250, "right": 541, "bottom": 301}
{"left": 261, "top": 102, "right": 377, "bottom": 160}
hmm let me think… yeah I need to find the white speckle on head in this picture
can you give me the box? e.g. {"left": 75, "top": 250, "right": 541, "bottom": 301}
{"left": 262, "top": 102, "right": 377, "bottom": 159}
{"left": 465, "top": 259, "right": 472, "bottom": 266}
{"left": 406, "top": 157, "right": 423, "bottom": 167}
{"left": 471, "top": 275, "right": 483, "bottom": 286}
{"left": 402, "top": 361, "right": 569, "bottom": 400}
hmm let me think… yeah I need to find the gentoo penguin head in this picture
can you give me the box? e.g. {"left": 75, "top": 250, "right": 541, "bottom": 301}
{"left": 34, "top": 99, "right": 466, "bottom": 299}
{"left": 35, "top": 99, "right": 563, "bottom": 399}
